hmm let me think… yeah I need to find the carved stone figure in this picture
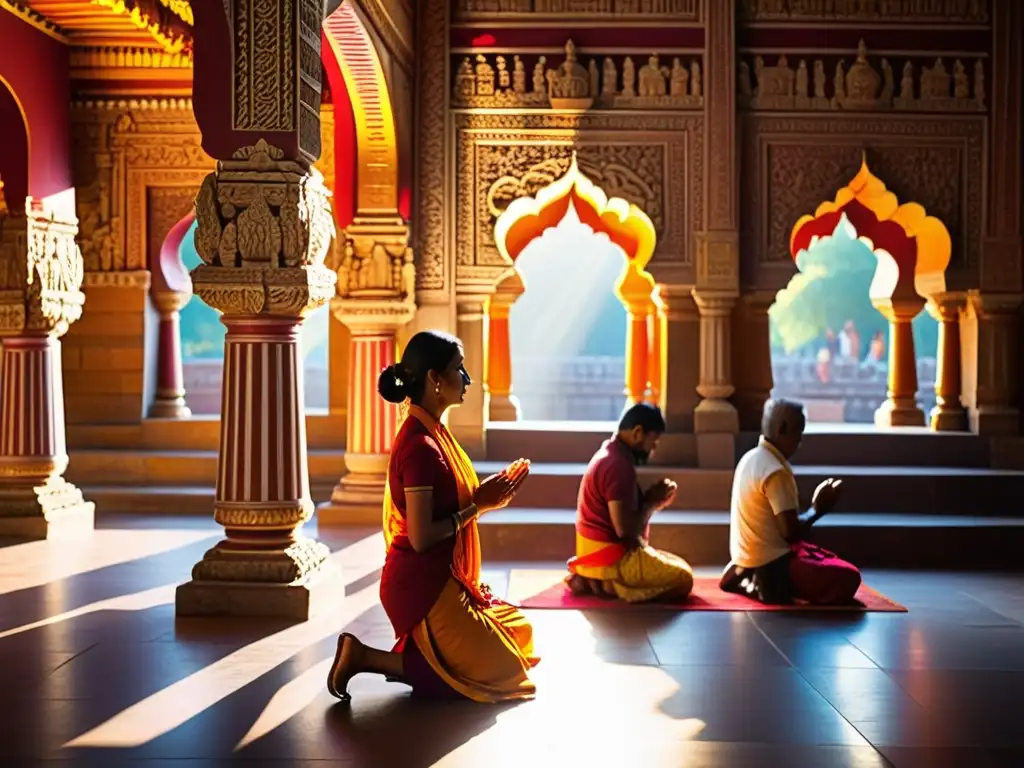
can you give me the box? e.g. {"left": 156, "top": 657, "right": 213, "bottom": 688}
{"left": 833, "top": 60, "right": 847, "bottom": 105}
{"left": 622, "top": 57, "right": 636, "bottom": 98}
{"left": 844, "top": 40, "right": 881, "bottom": 105}
{"left": 589, "top": 59, "right": 599, "bottom": 98}
{"left": 690, "top": 60, "right": 701, "bottom": 98}
{"left": 795, "top": 59, "right": 809, "bottom": 99}
{"left": 455, "top": 57, "right": 475, "bottom": 100}
{"left": 920, "top": 58, "right": 950, "bottom": 100}
{"left": 546, "top": 40, "right": 591, "bottom": 104}
{"left": 881, "top": 59, "right": 894, "bottom": 103}
{"left": 602, "top": 57, "right": 618, "bottom": 95}
{"left": 475, "top": 54, "right": 496, "bottom": 96}
{"left": 953, "top": 59, "right": 969, "bottom": 99}
{"left": 496, "top": 56, "right": 510, "bottom": 90}
{"left": 639, "top": 54, "right": 668, "bottom": 97}
{"left": 533, "top": 57, "right": 547, "bottom": 94}
{"left": 900, "top": 61, "right": 914, "bottom": 100}
{"left": 513, "top": 55, "right": 526, "bottom": 93}
{"left": 813, "top": 60, "right": 826, "bottom": 98}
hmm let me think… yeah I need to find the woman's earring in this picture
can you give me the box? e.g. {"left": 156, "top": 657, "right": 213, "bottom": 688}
{"left": 434, "top": 383, "right": 441, "bottom": 396}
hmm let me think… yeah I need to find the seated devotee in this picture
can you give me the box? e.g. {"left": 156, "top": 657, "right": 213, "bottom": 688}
{"left": 719, "top": 398, "right": 861, "bottom": 605}
{"left": 564, "top": 403, "right": 694, "bottom": 603}
{"left": 327, "top": 330, "right": 539, "bottom": 703}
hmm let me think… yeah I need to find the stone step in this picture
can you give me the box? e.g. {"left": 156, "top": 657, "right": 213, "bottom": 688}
{"left": 475, "top": 509, "right": 1024, "bottom": 570}
{"left": 480, "top": 461, "right": 1024, "bottom": 516}
{"left": 487, "top": 421, "right": 994, "bottom": 467}
{"left": 66, "top": 449, "right": 346, "bottom": 488}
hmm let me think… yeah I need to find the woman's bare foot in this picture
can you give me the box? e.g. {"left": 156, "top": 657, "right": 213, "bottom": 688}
{"left": 327, "top": 632, "right": 364, "bottom": 701}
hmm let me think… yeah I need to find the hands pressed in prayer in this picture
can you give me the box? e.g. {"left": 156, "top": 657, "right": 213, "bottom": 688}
{"left": 474, "top": 458, "right": 531, "bottom": 513}
{"left": 812, "top": 477, "right": 843, "bottom": 515}
{"left": 644, "top": 478, "right": 678, "bottom": 511}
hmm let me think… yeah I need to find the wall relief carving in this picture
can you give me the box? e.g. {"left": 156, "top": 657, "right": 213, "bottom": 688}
{"left": 453, "top": 112, "right": 701, "bottom": 279}
{"left": 453, "top": 41, "right": 703, "bottom": 110}
{"left": 413, "top": 0, "right": 448, "bottom": 292}
{"left": 453, "top": 0, "right": 700, "bottom": 20}
{"left": 740, "top": 41, "right": 986, "bottom": 113}
{"left": 71, "top": 100, "right": 214, "bottom": 274}
{"left": 738, "top": 0, "right": 988, "bottom": 24}
{"left": 740, "top": 114, "right": 985, "bottom": 289}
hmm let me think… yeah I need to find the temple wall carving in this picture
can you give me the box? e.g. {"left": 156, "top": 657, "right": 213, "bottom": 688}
{"left": 452, "top": 112, "right": 703, "bottom": 286}
{"left": 739, "top": 114, "right": 986, "bottom": 290}
{"left": 453, "top": 0, "right": 702, "bottom": 21}
{"left": 737, "top": 0, "right": 988, "bottom": 24}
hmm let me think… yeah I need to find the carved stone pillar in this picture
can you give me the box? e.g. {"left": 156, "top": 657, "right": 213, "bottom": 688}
{"left": 693, "top": 0, "right": 739, "bottom": 447}
{"left": 872, "top": 297, "right": 926, "bottom": 427}
{"left": 318, "top": 216, "right": 416, "bottom": 525}
{"left": 622, "top": 291, "right": 654, "bottom": 406}
{"left": 177, "top": 0, "right": 340, "bottom": 620}
{"left": 926, "top": 292, "right": 967, "bottom": 432}
{"left": 732, "top": 290, "right": 775, "bottom": 432}
{"left": 485, "top": 270, "right": 523, "bottom": 422}
{"left": 963, "top": 291, "right": 1022, "bottom": 435}
{"left": 692, "top": 289, "right": 740, "bottom": 434}
{"left": 646, "top": 298, "right": 664, "bottom": 406}
{"left": 449, "top": 292, "right": 490, "bottom": 458}
{"left": 0, "top": 201, "right": 95, "bottom": 539}
{"left": 653, "top": 284, "right": 700, "bottom": 432}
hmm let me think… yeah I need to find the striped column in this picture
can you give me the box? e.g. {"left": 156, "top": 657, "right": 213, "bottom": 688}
{"left": 212, "top": 316, "right": 313, "bottom": 546}
{"left": 0, "top": 334, "right": 94, "bottom": 537}
{"left": 318, "top": 327, "right": 400, "bottom": 524}
{"left": 0, "top": 336, "right": 67, "bottom": 478}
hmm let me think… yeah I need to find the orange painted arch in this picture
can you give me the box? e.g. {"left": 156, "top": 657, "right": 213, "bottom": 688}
{"left": 789, "top": 156, "right": 952, "bottom": 299}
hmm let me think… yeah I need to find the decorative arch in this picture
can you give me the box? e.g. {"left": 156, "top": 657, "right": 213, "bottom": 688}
{"left": 322, "top": 2, "right": 400, "bottom": 215}
{"left": 492, "top": 154, "right": 661, "bottom": 407}
{"left": 0, "top": 75, "right": 30, "bottom": 214}
{"left": 789, "top": 155, "right": 952, "bottom": 303}
{"left": 785, "top": 156, "right": 955, "bottom": 429}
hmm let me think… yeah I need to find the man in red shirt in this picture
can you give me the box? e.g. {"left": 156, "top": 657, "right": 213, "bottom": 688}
{"left": 565, "top": 403, "right": 694, "bottom": 603}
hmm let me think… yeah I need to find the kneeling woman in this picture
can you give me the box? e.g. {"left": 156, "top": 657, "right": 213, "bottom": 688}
{"left": 328, "top": 330, "right": 538, "bottom": 702}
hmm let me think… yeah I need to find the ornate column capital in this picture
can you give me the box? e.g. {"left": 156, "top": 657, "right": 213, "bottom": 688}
{"left": 694, "top": 231, "right": 740, "bottom": 295}
{"left": 691, "top": 289, "right": 737, "bottom": 316}
{"left": 191, "top": 140, "right": 338, "bottom": 318}
{"left": 330, "top": 214, "right": 416, "bottom": 332}
{"left": 0, "top": 202, "right": 86, "bottom": 339}
{"left": 926, "top": 291, "right": 968, "bottom": 322}
{"left": 966, "top": 290, "right": 1023, "bottom": 319}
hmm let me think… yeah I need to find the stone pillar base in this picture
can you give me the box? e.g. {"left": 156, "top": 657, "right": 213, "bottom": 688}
{"left": 175, "top": 537, "right": 340, "bottom": 621}
{"left": 488, "top": 394, "right": 521, "bottom": 422}
{"left": 693, "top": 397, "right": 739, "bottom": 434}
{"left": 931, "top": 404, "right": 968, "bottom": 432}
{"left": 149, "top": 396, "right": 192, "bottom": 419}
{"left": 874, "top": 398, "right": 926, "bottom": 428}
{"left": 318, "top": 452, "right": 388, "bottom": 526}
{"left": 970, "top": 406, "right": 1021, "bottom": 436}
{"left": 0, "top": 477, "right": 96, "bottom": 539}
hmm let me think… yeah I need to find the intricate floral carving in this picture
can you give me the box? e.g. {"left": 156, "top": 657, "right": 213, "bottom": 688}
{"left": 742, "top": 44, "right": 986, "bottom": 113}
{"left": 740, "top": 114, "right": 985, "bottom": 285}
{"left": 453, "top": 44, "right": 703, "bottom": 110}
{"left": 454, "top": 112, "right": 701, "bottom": 274}
{"left": 453, "top": 0, "right": 701, "bottom": 20}
{"left": 738, "top": 0, "right": 988, "bottom": 23}
{"left": 414, "top": 0, "right": 448, "bottom": 292}
{"left": 0, "top": 202, "right": 86, "bottom": 338}
{"left": 190, "top": 140, "right": 337, "bottom": 317}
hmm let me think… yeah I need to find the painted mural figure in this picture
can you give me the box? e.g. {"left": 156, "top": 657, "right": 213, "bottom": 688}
{"left": 720, "top": 399, "right": 862, "bottom": 605}
{"left": 565, "top": 404, "right": 695, "bottom": 603}
{"left": 328, "top": 331, "right": 539, "bottom": 703}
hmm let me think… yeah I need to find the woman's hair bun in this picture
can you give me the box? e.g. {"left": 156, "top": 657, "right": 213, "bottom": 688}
{"left": 377, "top": 363, "right": 409, "bottom": 404}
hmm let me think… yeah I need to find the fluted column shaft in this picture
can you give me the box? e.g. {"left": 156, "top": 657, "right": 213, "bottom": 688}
{"left": 149, "top": 291, "right": 192, "bottom": 418}
{"left": 926, "top": 292, "right": 967, "bottom": 432}
{"left": 692, "top": 291, "right": 739, "bottom": 434}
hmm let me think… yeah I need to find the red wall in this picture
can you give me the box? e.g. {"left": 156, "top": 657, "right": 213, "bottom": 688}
{"left": 0, "top": 83, "right": 28, "bottom": 213}
{"left": 321, "top": 33, "right": 358, "bottom": 230}
{"left": 0, "top": 10, "right": 72, "bottom": 206}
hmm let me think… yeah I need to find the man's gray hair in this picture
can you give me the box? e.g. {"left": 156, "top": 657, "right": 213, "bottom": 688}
{"left": 761, "top": 398, "right": 806, "bottom": 440}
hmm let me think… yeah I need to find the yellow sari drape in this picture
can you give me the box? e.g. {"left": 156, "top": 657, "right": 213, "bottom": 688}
{"left": 383, "top": 405, "right": 537, "bottom": 702}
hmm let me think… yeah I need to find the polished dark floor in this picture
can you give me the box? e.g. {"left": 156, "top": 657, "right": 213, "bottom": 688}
{"left": 1, "top": 515, "right": 1023, "bottom": 767}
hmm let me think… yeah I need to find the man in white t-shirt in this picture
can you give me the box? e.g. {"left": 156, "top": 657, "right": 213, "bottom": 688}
{"left": 719, "top": 398, "right": 862, "bottom": 605}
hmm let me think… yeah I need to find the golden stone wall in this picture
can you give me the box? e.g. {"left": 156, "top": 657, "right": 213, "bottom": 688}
{"left": 66, "top": 100, "right": 213, "bottom": 427}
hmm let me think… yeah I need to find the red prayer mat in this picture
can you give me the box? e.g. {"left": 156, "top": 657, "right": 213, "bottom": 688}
{"left": 505, "top": 570, "right": 907, "bottom": 613}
